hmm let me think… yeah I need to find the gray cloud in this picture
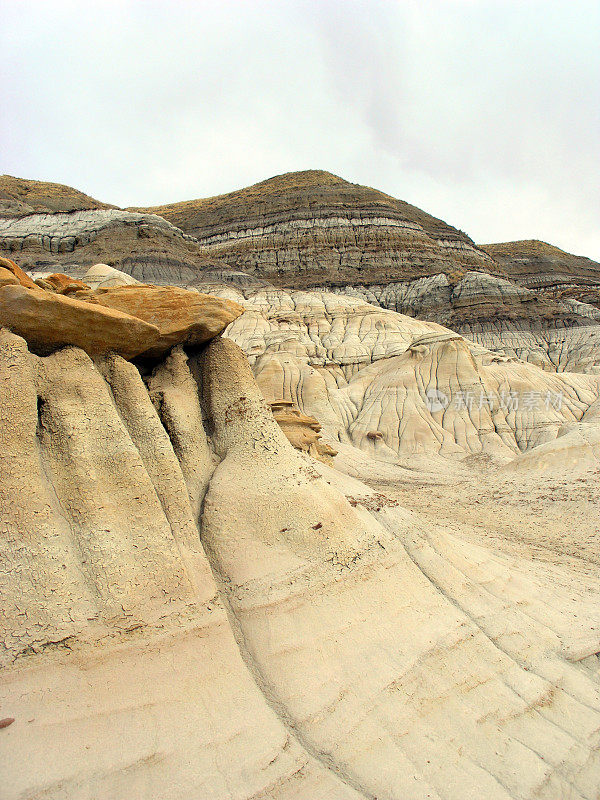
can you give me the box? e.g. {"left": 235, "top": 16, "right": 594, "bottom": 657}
{"left": 1, "top": 0, "right": 598, "bottom": 259}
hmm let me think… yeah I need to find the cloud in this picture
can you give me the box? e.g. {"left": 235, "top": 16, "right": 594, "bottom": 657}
{"left": 1, "top": 0, "right": 598, "bottom": 259}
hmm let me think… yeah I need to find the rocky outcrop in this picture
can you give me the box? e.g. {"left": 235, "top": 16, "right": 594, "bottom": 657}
{"left": 271, "top": 399, "right": 338, "bottom": 463}
{"left": 81, "top": 284, "right": 244, "bottom": 357}
{"left": 1, "top": 173, "right": 600, "bottom": 800}
{"left": 0, "top": 208, "right": 193, "bottom": 254}
{"left": 80, "top": 262, "right": 141, "bottom": 289}
{"left": 0, "top": 284, "right": 162, "bottom": 359}
{"left": 0, "top": 260, "right": 244, "bottom": 360}
{"left": 0, "top": 268, "right": 19, "bottom": 288}
{"left": 37, "top": 272, "right": 91, "bottom": 293}
{"left": 3, "top": 173, "right": 599, "bottom": 374}
{"left": 0, "top": 207, "right": 227, "bottom": 284}
{"left": 219, "top": 287, "right": 600, "bottom": 460}
{"left": 331, "top": 271, "right": 600, "bottom": 373}
{"left": 0, "top": 255, "right": 39, "bottom": 289}
{"left": 0, "top": 297, "right": 599, "bottom": 799}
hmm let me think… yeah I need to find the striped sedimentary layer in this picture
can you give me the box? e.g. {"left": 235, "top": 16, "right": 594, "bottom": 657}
{"left": 2, "top": 172, "right": 599, "bottom": 365}
{"left": 481, "top": 240, "right": 600, "bottom": 297}
{"left": 0, "top": 208, "right": 226, "bottom": 284}
{"left": 329, "top": 272, "right": 600, "bottom": 373}
{"left": 138, "top": 170, "right": 493, "bottom": 286}
{"left": 0, "top": 209, "right": 193, "bottom": 253}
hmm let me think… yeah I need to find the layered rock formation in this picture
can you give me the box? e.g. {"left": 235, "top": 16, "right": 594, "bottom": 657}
{"left": 134, "top": 171, "right": 600, "bottom": 374}
{"left": 0, "top": 260, "right": 243, "bottom": 360}
{"left": 482, "top": 240, "right": 600, "bottom": 300}
{"left": 1, "top": 172, "right": 600, "bottom": 799}
{"left": 4, "top": 171, "right": 599, "bottom": 380}
{"left": 218, "top": 287, "right": 600, "bottom": 460}
{"left": 0, "top": 207, "right": 221, "bottom": 283}
{"left": 0, "top": 177, "right": 230, "bottom": 283}
{"left": 331, "top": 272, "right": 600, "bottom": 373}
{"left": 137, "top": 170, "right": 494, "bottom": 287}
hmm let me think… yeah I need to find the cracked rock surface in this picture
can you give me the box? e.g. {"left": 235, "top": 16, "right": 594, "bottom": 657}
{"left": 0, "top": 330, "right": 598, "bottom": 800}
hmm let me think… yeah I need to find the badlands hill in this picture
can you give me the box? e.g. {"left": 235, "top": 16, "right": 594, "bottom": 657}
{"left": 3, "top": 171, "right": 600, "bottom": 374}
{"left": 482, "top": 239, "right": 600, "bottom": 302}
{"left": 0, "top": 175, "right": 225, "bottom": 286}
{"left": 135, "top": 169, "right": 493, "bottom": 286}
{"left": 0, "top": 165, "right": 599, "bottom": 798}
{"left": 0, "top": 174, "right": 115, "bottom": 216}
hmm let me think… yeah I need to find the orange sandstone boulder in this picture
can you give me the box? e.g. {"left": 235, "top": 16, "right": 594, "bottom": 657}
{"left": 0, "top": 256, "right": 39, "bottom": 290}
{"left": 0, "top": 284, "right": 161, "bottom": 359}
{"left": 42, "top": 273, "right": 91, "bottom": 294}
{"left": 0, "top": 267, "right": 20, "bottom": 288}
{"left": 85, "top": 284, "right": 244, "bottom": 356}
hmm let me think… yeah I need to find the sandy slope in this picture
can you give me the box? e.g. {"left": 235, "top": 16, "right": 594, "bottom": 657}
{"left": 0, "top": 329, "right": 598, "bottom": 799}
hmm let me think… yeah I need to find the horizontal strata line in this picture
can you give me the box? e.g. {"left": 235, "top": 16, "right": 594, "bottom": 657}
{"left": 195, "top": 214, "right": 489, "bottom": 252}
{"left": 195, "top": 216, "right": 426, "bottom": 245}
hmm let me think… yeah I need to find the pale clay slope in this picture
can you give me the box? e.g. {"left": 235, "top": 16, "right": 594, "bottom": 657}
{"left": 0, "top": 332, "right": 361, "bottom": 800}
{"left": 334, "top": 272, "right": 600, "bottom": 374}
{"left": 1, "top": 329, "right": 599, "bottom": 799}
{"left": 214, "top": 286, "right": 600, "bottom": 465}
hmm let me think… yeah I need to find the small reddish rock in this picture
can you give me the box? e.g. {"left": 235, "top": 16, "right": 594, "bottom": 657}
{"left": 0, "top": 717, "right": 15, "bottom": 729}
{"left": 43, "top": 273, "right": 91, "bottom": 294}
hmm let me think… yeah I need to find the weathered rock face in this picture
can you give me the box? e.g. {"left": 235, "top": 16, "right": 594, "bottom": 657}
{"left": 1, "top": 330, "right": 599, "bottom": 800}
{"left": 1, "top": 175, "right": 600, "bottom": 800}
{"left": 219, "top": 287, "right": 600, "bottom": 460}
{"left": 80, "top": 262, "right": 141, "bottom": 289}
{"left": 136, "top": 170, "right": 494, "bottom": 287}
{"left": 0, "top": 255, "right": 39, "bottom": 289}
{"left": 0, "top": 284, "right": 162, "bottom": 359}
{"left": 270, "top": 399, "right": 337, "bottom": 463}
{"left": 331, "top": 272, "right": 600, "bottom": 373}
{"left": 0, "top": 205, "right": 228, "bottom": 284}
{"left": 3, "top": 172, "right": 599, "bottom": 374}
{"left": 0, "top": 267, "right": 19, "bottom": 287}
{"left": 39, "top": 272, "right": 91, "bottom": 293}
{"left": 82, "top": 284, "right": 245, "bottom": 357}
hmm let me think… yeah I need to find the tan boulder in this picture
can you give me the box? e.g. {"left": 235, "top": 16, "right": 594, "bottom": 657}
{"left": 82, "top": 264, "right": 140, "bottom": 289}
{"left": 0, "top": 256, "right": 39, "bottom": 290}
{"left": 270, "top": 400, "right": 337, "bottom": 464}
{"left": 0, "top": 284, "right": 161, "bottom": 359}
{"left": 0, "top": 267, "right": 20, "bottom": 288}
{"left": 80, "top": 284, "right": 244, "bottom": 356}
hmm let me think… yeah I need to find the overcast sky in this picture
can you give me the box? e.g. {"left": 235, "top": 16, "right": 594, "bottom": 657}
{"left": 1, "top": 0, "right": 599, "bottom": 258}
